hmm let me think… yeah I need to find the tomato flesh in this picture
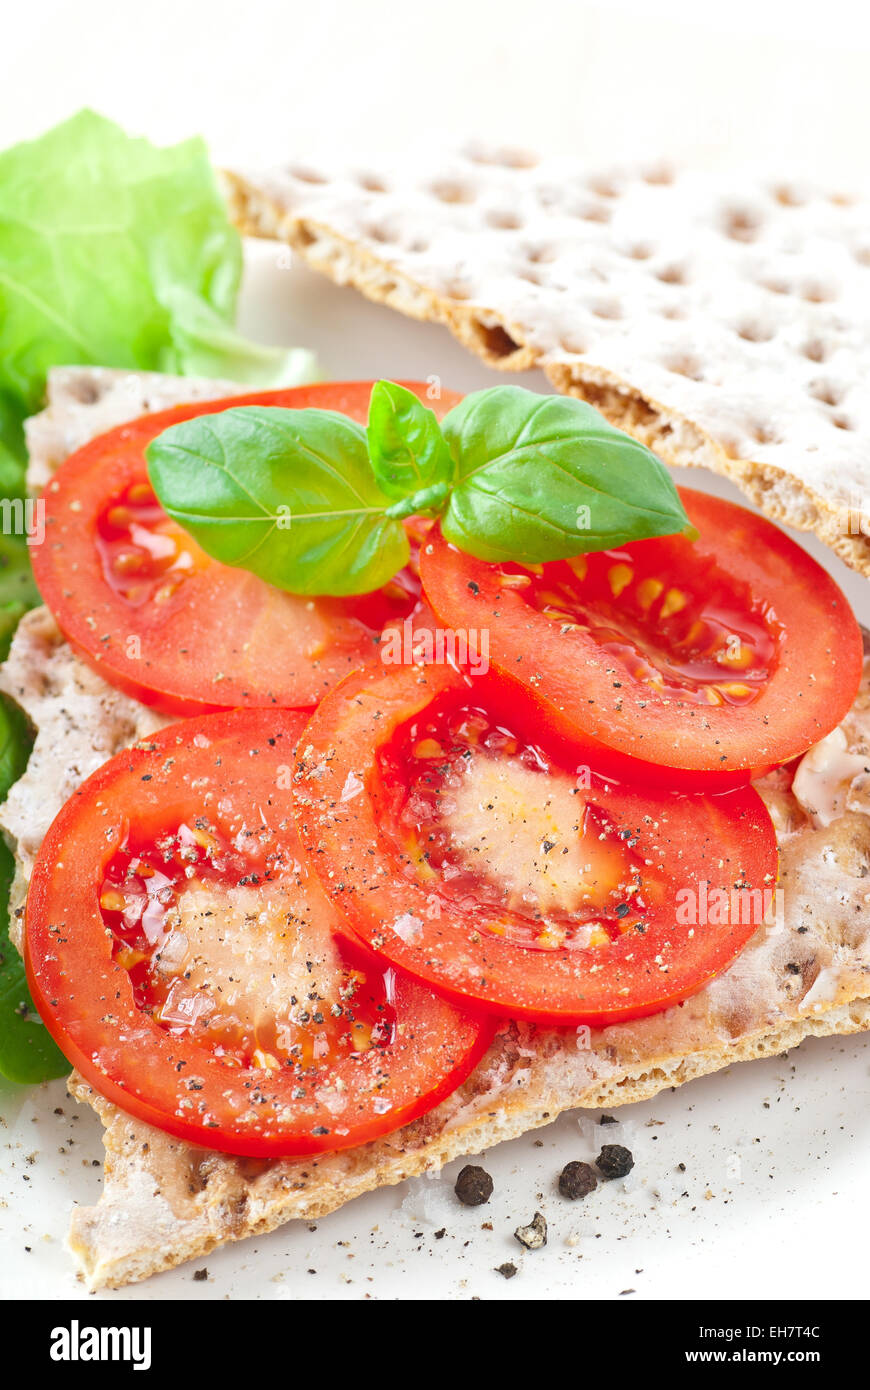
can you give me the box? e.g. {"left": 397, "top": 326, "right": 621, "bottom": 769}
{"left": 420, "top": 488, "right": 863, "bottom": 788}
{"left": 32, "top": 381, "right": 459, "bottom": 716}
{"left": 295, "top": 660, "right": 779, "bottom": 1024}
{"left": 380, "top": 697, "right": 648, "bottom": 949}
{"left": 99, "top": 824, "right": 397, "bottom": 1071}
{"left": 25, "top": 708, "right": 493, "bottom": 1157}
{"left": 506, "top": 547, "right": 778, "bottom": 709}
{"left": 96, "top": 482, "right": 210, "bottom": 606}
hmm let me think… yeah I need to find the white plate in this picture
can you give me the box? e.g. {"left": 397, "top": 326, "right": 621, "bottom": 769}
{"left": 1, "top": 240, "right": 868, "bottom": 1301}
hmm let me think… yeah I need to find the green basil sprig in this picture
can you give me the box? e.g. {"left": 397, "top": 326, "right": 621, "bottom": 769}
{"left": 147, "top": 382, "right": 694, "bottom": 596}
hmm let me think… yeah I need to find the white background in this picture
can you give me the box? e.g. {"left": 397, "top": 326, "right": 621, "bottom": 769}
{"left": 2, "top": 0, "right": 870, "bottom": 182}
{"left": 1, "top": 0, "right": 870, "bottom": 1303}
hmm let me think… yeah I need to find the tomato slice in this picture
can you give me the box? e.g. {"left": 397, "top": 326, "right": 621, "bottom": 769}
{"left": 31, "top": 381, "right": 460, "bottom": 715}
{"left": 294, "top": 660, "right": 779, "bottom": 1025}
{"left": 25, "top": 708, "right": 493, "bottom": 1157}
{"left": 420, "top": 488, "right": 863, "bottom": 789}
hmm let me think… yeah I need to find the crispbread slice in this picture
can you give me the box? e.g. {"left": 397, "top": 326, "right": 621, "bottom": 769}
{"left": 5, "top": 366, "right": 870, "bottom": 1290}
{"left": 223, "top": 154, "right": 870, "bottom": 575}
{"left": 64, "top": 989, "right": 870, "bottom": 1289}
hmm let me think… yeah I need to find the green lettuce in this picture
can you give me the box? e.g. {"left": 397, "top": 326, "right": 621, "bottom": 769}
{"left": 0, "top": 109, "right": 316, "bottom": 442}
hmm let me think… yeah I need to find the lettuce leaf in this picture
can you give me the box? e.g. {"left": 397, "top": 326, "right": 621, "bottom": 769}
{"left": 0, "top": 109, "right": 317, "bottom": 435}
{"left": 0, "top": 397, "right": 37, "bottom": 661}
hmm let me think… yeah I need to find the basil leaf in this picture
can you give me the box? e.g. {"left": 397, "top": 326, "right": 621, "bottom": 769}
{"left": 0, "top": 696, "right": 67, "bottom": 1084}
{"left": 366, "top": 380, "right": 454, "bottom": 505}
{"left": 440, "top": 386, "right": 693, "bottom": 563}
{"left": 147, "top": 406, "right": 409, "bottom": 596}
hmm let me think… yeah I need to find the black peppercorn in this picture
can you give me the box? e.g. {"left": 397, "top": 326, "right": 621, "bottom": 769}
{"left": 558, "top": 1160, "right": 598, "bottom": 1200}
{"left": 454, "top": 1164, "right": 493, "bottom": 1206}
{"left": 596, "top": 1144, "right": 634, "bottom": 1180}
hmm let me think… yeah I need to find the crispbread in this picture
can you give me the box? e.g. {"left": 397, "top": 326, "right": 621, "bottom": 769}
{"left": 4, "top": 366, "right": 870, "bottom": 1290}
{"left": 223, "top": 154, "right": 870, "bottom": 575}
{"left": 0, "top": 608, "right": 171, "bottom": 950}
{"left": 25, "top": 366, "right": 243, "bottom": 493}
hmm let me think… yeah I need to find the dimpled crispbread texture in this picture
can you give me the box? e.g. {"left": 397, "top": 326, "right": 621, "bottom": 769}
{"left": 223, "top": 152, "right": 870, "bottom": 574}
{"left": 5, "top": 367, "right": 870, "bottom": 1289}
{"left": 25, "top": 365, "right": 242, "bottom": 492}
{"left": 0, "top": 608, "right": 171, "bottom": 951}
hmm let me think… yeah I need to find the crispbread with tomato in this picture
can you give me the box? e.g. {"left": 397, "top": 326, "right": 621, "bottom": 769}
{"left": 2, "top": 366, "right": 870, "bottom": 1289}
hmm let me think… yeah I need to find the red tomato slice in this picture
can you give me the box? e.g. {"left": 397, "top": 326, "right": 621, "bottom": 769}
{"left": 420, "top": 488, "right": 863, "bottom": 789}
{"left": 25, "top": 708, "right": 493, "bottom": 1157}
{"left": 31, "top": 381, "right": 460, "bottom": 716}
{"left": 294, "top": 660, "right": 779, "bottom": 1025}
